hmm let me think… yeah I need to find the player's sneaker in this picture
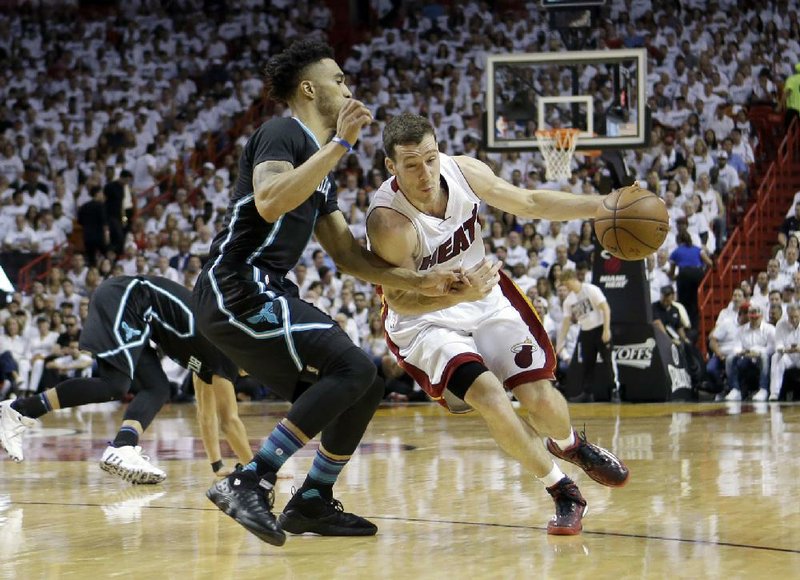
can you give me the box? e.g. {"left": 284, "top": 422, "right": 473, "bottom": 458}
{"left": 752, "top": 389, "right": 769, "bottom": 402}
{"left": 724, "top": 388, "right": 742, "bottom": 401}
{"left": 546, "top": 477, "right": 588, "bottom": 536}
{"left": 768, "top": 392, "right": 779, "bottom": 402}
{"left": 100, "top": 445, "right": 167, "bottom": 484}
{"left": 206, "top": 469, "right": 285, "bottom": 546}
{"left": 279, "top": 488, "right": 378, "bottom": 536}
{"left": 546, "top": 429, "right": 630, "bottom": 487}
{"left": 0, "top": 400, "right": 37, "bottom": 461}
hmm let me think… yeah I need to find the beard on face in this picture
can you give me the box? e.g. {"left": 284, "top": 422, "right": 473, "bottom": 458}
{"left": 316, "top": 90, "right": 342, "bottom": 129}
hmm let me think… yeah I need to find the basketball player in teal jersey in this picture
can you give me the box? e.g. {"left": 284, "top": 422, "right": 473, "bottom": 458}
{"left": 0, "top": 276, "right": 250, "bottom": 483}
{"left": 194, "top": 40, "right": 461, "bottom": 546}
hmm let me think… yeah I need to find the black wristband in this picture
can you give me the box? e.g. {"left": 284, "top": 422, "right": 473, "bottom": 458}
{"left": 211, "top": 460, "right": 224, "bottom": 473}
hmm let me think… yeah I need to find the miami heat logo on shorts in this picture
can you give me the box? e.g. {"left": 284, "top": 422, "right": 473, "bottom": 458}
{"left": 511, "top": 338, "right": 538, "bottom": 368}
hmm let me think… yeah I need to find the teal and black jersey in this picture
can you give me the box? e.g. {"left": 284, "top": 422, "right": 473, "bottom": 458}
{"left": 208, "top": 116, "right": 339, "bottom": 293}
{"left": 80, "top": 275, "right": 238, "bottom": 382}
{"left": 194, "top": 116, "right": 355, "bottom": 397}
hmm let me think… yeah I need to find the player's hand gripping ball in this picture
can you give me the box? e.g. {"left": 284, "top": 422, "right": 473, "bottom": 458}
{"left": 594, "top": 183, "right": 670, "bottom": 260}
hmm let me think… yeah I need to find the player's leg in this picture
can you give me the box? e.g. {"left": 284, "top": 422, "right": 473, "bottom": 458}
{"left": 211, "top": 374, "right": 252, "bottom": 467}
{"left": 394, "top": 313, "right": 587, "bottom": 535}
{"left": 476, "top": 287, "right": 628, "bottom": 489}
{"left": 197, "top": 290, "right": 378, "bottom": 543}
{"left": 194, "top": 373, "right": 223, "bottom": 473}
{"left": 0, "top": 359, "right": 131, "bottom": 461}
{"left": 513, "top": 379, "right": 571, "bottom": 439}
{"left": 512, "top": 380, "right": 630, "bottom": 487}
{"left": 194, "top": 286, "right": 294, "bottom": 546}
{"left": 461, "top": 366, "right": 562, "bottom": 476}
{"left": 446, "top": 363, "right": 585, "bottom": 535}
{"left": 99, "top": 348, "right": 169, "bottom": 484}
{"left": 196, "top": 373, "right": 252, "bottom": 474}
{"left": 278, "top": 346, "right": 383, "bottom": 536}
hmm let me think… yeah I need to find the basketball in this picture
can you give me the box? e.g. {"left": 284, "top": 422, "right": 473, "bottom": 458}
{"left": 594, "top": 184, "right": 670, "bottom": 261}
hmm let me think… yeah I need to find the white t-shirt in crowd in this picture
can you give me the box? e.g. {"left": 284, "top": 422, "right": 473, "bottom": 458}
{"left": 562, "top": 282, "right": 607, "bottom": 331}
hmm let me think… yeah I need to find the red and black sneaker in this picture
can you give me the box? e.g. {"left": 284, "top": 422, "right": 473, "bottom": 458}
{"left": 546, "top": 477, "right": 588, "bottom": 536}
{"left": 546, "top": 429, "right": 630, "bottom": 487}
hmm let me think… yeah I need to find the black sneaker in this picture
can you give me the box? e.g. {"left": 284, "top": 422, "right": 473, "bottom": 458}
{"left": 546, "top": 477, "right": 588, "bottom": 536}
{"left": 279, "top": 488, "right": 378, "bottom": 536}
{"left": 206, "top": 469, "right": 286, "bottom": 546}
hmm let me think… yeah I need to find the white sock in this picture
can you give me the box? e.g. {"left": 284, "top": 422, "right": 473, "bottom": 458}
{"left": 539, "top": 463, "right": 566, "bottom": 488}
{"left": 552, "top": 429, "right": 576, "bottom": 450}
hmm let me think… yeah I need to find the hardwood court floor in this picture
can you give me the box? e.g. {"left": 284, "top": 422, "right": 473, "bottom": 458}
{"left": 1, "top": 400, "right": 799, "bottom": 579}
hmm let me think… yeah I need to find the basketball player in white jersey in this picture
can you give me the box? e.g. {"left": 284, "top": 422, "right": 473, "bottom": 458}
{"left": 366, "top": 114, "right": 629, "bottom": 536}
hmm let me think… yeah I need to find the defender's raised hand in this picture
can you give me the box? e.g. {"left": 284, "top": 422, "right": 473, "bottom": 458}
{"left": 336, "top": 99, "right": 372, "bottom": 146}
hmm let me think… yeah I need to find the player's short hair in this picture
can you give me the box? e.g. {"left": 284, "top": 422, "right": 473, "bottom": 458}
{"left": 264, "top": 39, "right": 335, "bottom": 103}
{"left": 383, "top": 113, "right": 436, "bottom": 160}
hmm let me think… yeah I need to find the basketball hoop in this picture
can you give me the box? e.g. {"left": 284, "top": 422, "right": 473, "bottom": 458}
{"left": 536, "top": 128, "right": 581, "bottom": 181}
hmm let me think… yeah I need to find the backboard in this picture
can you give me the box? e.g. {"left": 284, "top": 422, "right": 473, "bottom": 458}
{"left": 485, "top": 48, "right": 649, "bottom": 151}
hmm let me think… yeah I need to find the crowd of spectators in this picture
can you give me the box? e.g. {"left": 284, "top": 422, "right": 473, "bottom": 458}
{"left": 1, "top": 0, "right": 797, "bottom": 402}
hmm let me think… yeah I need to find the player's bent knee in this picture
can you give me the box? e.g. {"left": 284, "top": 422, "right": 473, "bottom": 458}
{"left": 105, "top": 377, "right": 131, "bottom": 401}
{"left": 448, "top": 361, "right": 490, "bottom": 401}
{"left": 464, "top": 380, "right": 510, "bottom": 412}
{"left": 518, "top": 380, "right": 565, "bottom": 412}
{"left": 327, "top": 346, "right": 378, "bottom": 399}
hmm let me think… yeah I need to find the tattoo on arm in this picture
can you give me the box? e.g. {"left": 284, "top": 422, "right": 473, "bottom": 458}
{"left": 252, "top": 160, "right": 293, "bottom": 192}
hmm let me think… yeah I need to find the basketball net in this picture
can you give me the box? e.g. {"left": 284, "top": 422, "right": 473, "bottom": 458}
{"left": 536, "top": 128, "right": 580, "bottom": 181}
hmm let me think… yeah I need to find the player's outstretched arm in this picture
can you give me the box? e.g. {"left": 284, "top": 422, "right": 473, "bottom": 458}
{"left": 315, "top": 210, "right": 460, "bottom": 296}
{"left": 454, "top": 155, "right": 603, "bottom": 221}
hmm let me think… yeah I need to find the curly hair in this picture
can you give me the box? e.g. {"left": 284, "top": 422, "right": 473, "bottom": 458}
{"left": 264, "top": 39, "right": 335, "bottom": 103}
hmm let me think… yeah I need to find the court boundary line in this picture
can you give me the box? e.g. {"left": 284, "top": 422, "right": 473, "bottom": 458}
{"left": 9, "top": 500, "right": 799, "bottom": 555}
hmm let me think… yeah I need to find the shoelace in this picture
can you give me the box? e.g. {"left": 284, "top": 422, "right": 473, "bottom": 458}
{"left": 553, "top": 482, "right": 585, "bottom": 510}
{"left": 137, "top": 449, "right": 153, "bottom": 463}
{"left": 289, "top": 486, "right": 343, "bottom": 512}
{"left": 576, "top": 428, "right": 610, "bottom": 465}
{"left": 257, "top": 480, "right": 276, "bottom": 508}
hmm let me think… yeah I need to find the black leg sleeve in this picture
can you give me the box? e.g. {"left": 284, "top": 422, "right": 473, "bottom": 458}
{"left": 121, "top": 347, "right": 172, "bottom": 431}
{"left": 53, "top": 360, "right": 130, "bottom": 408}
{"left": 287, "top": 345, "right": 379, "bottom": 450}
{"left": 320, "top": 373, "right": 385, "bottom": 456}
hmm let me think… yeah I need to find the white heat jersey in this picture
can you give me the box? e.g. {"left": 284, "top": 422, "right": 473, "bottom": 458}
{"left": 367, "top": 153, "right": 501, "bottom": 330}
{"left": 367, "top": 154, "right": 555, "bottom": 409}
{"left": 369, "top": 153, "right": 485, "bottom": 273}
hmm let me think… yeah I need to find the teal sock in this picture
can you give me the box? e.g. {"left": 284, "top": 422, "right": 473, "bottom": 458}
{"left": 300, "top": 448, "right": 349, "bottom": 499}
{"left": 245, "top": 422, "right": 304, "bottom": 476}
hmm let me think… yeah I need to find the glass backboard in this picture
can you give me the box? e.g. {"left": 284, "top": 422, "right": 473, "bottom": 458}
{"left": 485, "top": 48, "right": 648, "bottom": 151}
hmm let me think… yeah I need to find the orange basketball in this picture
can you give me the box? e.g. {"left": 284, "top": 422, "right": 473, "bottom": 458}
{"left": 594, "top": 185, "right": 670, "bottom": 261}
